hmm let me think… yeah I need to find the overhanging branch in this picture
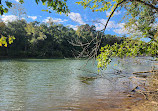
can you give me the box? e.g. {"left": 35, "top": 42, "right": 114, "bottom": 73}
{"left": 102, "top": 0, "right": 158, "bottom": 32}
{"left": 134, "top": 0, "right": 158, "bottom": 12}
{"left": 102, "top": 0, "right": 127, "bottom": 32}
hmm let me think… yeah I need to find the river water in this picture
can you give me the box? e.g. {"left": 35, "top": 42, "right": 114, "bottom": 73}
{"left": 0, "top": 58, "right": 156, "bottom": 110}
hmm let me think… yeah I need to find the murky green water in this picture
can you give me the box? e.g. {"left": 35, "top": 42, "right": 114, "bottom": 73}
{"left": 0, "top": 58, "right": 156, "bottom": 110}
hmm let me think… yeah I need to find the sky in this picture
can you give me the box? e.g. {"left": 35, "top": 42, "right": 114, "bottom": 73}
{"left": 0, "top": 0, "right": 128, "bottom": 36}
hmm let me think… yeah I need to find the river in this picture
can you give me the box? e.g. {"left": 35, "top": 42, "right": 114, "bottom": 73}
{"left": 0, "top": 57, "right": 156, "bottom": 110}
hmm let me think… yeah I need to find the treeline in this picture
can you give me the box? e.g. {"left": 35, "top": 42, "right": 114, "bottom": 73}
{"left": 0, "top": 20, "right": 125, "bottom": 58}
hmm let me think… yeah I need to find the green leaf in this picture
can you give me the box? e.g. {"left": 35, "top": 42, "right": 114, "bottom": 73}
{"left": 3, "top": 8, "right": 8, "bottom": 13}
{"left": 19, "top": 0, "right": 24, "bottom": 4}
{"left": 5, "top": 1, "right": 12, "bottom": 8}
{"left": 35, "top": 0, "right": 40, "bottom": 4}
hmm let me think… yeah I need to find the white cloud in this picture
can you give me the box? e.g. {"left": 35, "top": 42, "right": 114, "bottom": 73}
{"left": 43, "top": 17, "right": 68, "bottom": 23}
{"left": 113, "top": 23, "right": 128, "bottom": 34}
{"left": 68, "top": 12, "right": 85, "bottom": 25}
{"left": 1, "top": 15, "right": 18, "bottom": 23}
{"left": 106, "top": 11, "right": 121, "bottom": 16}
{"left": 28, "top": 16, "right": 37, "bottom": 20}
{"left": 67, "top": 25, "right": 78, "bottom": 30}
{"left": 94, "top": 19, "right": 116, "bottom": 30}
{"left": 15, "top": 0, "right": 19, "bottom": 2}
{"left": 113, "top": 28, "right": 128, "bottom": 34}
{"left": 94, "top": 19, "right": 128, "bottom": 34}
{"left": 114, "top": 23, "right": 144, "bottom": 35}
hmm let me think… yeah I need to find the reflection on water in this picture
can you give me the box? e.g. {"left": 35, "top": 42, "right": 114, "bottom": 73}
{"left": 0, "top": 58, "right": 155, "bottom": 110}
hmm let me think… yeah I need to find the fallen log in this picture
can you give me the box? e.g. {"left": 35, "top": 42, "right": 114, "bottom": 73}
{"left": 133, "top": 70, "right": 158, "bottom": 74}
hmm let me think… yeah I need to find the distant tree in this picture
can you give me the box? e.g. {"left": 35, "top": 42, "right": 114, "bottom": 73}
{"left": 1, "top": 0, "right": 157, "bottom": 69}
{"left": 3, "top": 20, "right": 27, "bottom": 56}
{"left": 0, "top": 0, "right": 69, "bottom": 47}
{"left": 25, "top": 22, "right": 47, "bottom": 44}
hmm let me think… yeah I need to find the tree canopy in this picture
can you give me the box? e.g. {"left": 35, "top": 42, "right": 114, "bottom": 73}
{"left": 1, "top": 0, "right": 158, "bottom": 40}
{"left": 75, "top": 0, "right": 158, "bottom": 70}
{"left": 0, "top": 0, "right": 158, "bottom": 70}
{"left": 0, "top": 20, "right": 124, "bottom": 58}
{"left": 77, "top": 0, "right": 158, "bottom": 40}
{"left": 0, "top": 0, "right": 69, "bottom": 47}
{"left": 0, "top": 0, "right": 69, "bottom": 15}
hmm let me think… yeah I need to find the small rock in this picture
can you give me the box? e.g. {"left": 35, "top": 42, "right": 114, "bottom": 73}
{"left": 127, "top": 94, "right": 133, "bottom": 97}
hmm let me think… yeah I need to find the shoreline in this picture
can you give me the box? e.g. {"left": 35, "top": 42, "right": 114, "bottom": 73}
{"left": 0, "top": 58, "right": 157, "bottom": 110}
{"left": 120, "top": 71, "right": 158, "bottom": 111}
{"left": 73, "top": 70, "right": 158, "bottom": 111}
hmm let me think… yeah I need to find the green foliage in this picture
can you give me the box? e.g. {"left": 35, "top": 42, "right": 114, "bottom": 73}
{"left": 25, "top": 22, "right": 47, "bottom": 44}
{"left": 76, "top": 0, "right": 158, "bottom": 70}
{"left": 0, "top": 21, "right": 15, "bottom": 47}
{"left": 97, "top": 38, "right": 158, "bottom": 69}
{"left": 0, "top": 35, "right": 15, "bottom": 47}
{"left": 77, "top": 0, "right": 158, "bottom": 40}
{"left": 76, "top": 24, "right": 98, "bottom": 46}
{"left": 0, "top": 20, "right": 123, "bottom": 58}
{"left": 0, "top": 0, "right": 69, "bottom": 15}
{"left": 123, "top": 1, "right": 157, "bottom": 40}
{"left": 0, "top": 1, "right": 12, "bottom": 15}
{"left": 76, "top": 0, "right": 123, "bottom": 13}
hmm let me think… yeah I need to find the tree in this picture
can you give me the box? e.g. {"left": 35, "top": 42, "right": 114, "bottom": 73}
{"left": 0, "top": 0, "right": 69, "bottom": 47}
{"left": 74, "top": 0, "right": 158, "bottom": 69}
{"left": 70, "top": 24, "right": 124, "bottom": 58}
{"left": 0, "top": 0, "right": 158, "bottom": 68}
{"left": 77, "top": 0, "right": 158, "bottom": 40}
{"left": 0, "top": 20, "right": 124, "bottom": 58}
{"left": 0, "top": 2, "right": 26, "bottom": 47}
{"left": 0, "top": 0, "right": 69, "bottom": 15}
{"left": 2, "top": 20, "right": 27, "bottom": 56}
{"left": 97, "top": 38, "right": 158, "bottom": 69}
{"left": 10, "top": 3, "right": 26, "bottom": 20}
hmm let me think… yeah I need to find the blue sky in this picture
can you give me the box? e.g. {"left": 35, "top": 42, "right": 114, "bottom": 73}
{"left": 0, "top": 0, "right": 128, "bottom": 36}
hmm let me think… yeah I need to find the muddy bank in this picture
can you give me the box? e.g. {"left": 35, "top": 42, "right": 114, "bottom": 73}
{"left": 126, "top": 100, "right": 158, "bottom": 111}
{"left": 124, "top": 71, "right": 158, "bottom": 111}
{"left": 70, "top": 71, "right": 158, "bottom": 111}
{"left": 69, "top": 88, "right": 156, "bottom": 111}
{"left": 60, "top": 92, "right": 144, "bottom": 111}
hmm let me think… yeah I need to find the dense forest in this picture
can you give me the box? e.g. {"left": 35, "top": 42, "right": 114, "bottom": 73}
{"left": 0, "top": 20, "right": 124, "bottom": 58}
